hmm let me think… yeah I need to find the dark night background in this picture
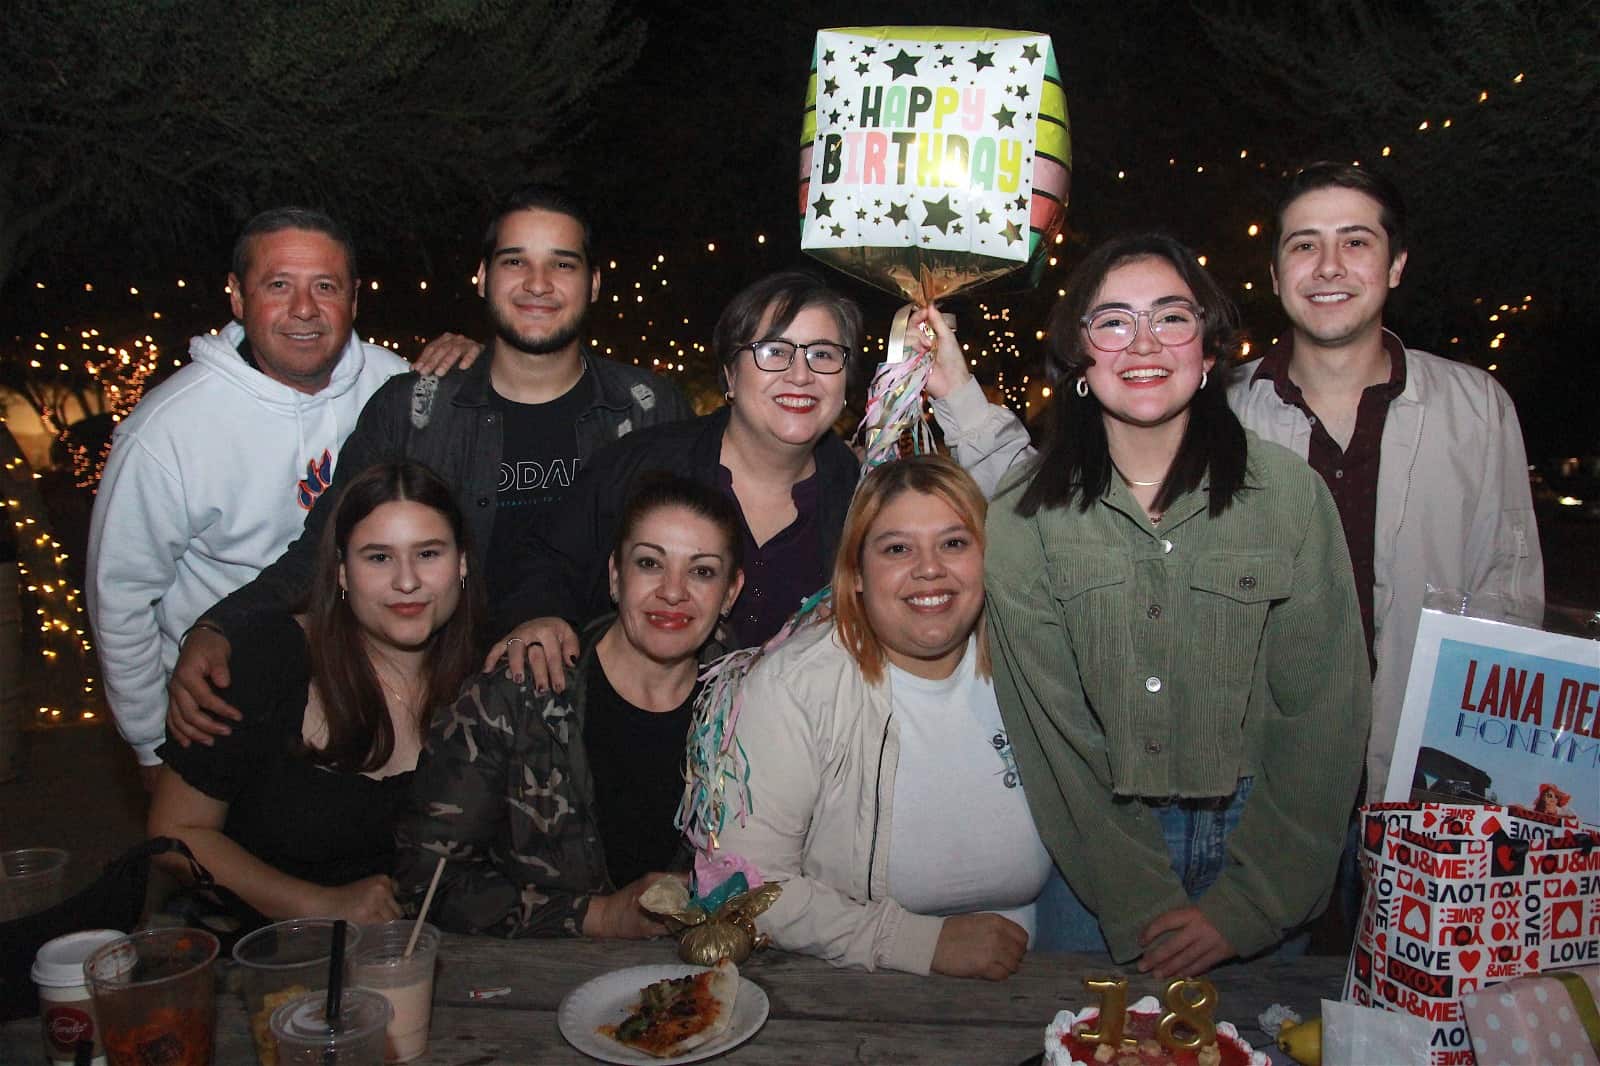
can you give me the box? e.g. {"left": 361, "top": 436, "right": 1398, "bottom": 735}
{"left": 2, "top": 1, "right": 1596, "bottom": 619}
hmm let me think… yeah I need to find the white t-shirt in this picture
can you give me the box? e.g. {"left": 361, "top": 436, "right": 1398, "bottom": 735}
{"left": 886, "top": 637, "right": 1053, "bottom": 941}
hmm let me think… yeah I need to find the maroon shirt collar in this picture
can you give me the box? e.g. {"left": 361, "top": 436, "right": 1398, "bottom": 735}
{"left": 1251, "top": 331, "right": 1408, "bottom": 401}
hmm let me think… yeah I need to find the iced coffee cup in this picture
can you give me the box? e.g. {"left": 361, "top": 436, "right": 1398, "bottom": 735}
{"left": 234, "top": 918, "right": 363, "bottom": 1066}
{"left": 350, "top": 921, "right": 438, "bottom": 1063}
{"left": 32, "top": 928, "right": 124, "bottom": 1065}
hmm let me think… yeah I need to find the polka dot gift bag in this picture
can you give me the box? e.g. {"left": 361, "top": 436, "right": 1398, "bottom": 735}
{"left": 1462, "top": 967, "right": 1600, "bottom": 1066}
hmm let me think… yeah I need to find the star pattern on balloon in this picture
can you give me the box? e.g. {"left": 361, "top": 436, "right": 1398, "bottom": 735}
{"left": 1010, "top": 195, "right": 1028, "bottom": 212}
{"left": 885, "top": 201, "right": 910, "bottom": 225}
{"left": 921, "top": 194, "right": 960, "bottom": 234}
{"left": 1002, "top": 220, "right": 1024, "bottom": 244}
{"left": 814, "top": 193, "right": 835, "bottom": 218}
{"left": 977, "top": 207, "right": 993, "bottom": 225}
{"left": 993, "top": 104, "right": 1017, "bottom": 129}
{"left": 823, "top": 76, "right": 839, "bottom": 96}
{"left": 830, "top": 223, "right": 846, "bottom": 238}
{"left": 823, "top": 49, "right": 836, "bottom": 63}
{"left": 885, "top": 49, "right": 921, "bottom": 79}
{"left": 938, "top": 55, "right": 954, "bottom": 68}
{"left": 971, "top": 49, "right": 995, "bottom": 71}
{"left": 856, "top": 61, "right": 870, "bottom": 75}
{"left": 1021, "top": 43, "right": 1042, "bottom": 62}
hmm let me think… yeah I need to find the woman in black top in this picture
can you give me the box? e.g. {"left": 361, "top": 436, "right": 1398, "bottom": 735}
{"left": 488, "top": 271, "right": 861, "bottom": 687}
{"left": 149, "top": 461, "right": 483, "bottom": 927}
{"left": 394, "top": 474, "right": 744, "bottom": 938}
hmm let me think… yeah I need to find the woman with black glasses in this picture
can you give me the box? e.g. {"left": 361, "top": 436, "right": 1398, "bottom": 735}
{"left": 489, "top": 270, "right": 1025, "bottom": 689}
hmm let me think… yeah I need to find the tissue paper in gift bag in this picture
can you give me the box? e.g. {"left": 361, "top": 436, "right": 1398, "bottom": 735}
{"left": 1343, "top": 802, "right": 1600, "bottom": 1065}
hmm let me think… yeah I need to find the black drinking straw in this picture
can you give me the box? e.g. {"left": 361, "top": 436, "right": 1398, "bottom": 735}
{"left": 326, "top": 919, "right": 347, "bottom": 1030}
{"left": 322, "top": 919, "right": 347, "bottom": 1064}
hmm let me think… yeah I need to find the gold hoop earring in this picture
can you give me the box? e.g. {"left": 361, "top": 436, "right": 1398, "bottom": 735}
{"left": 1075, "top": 377, "right": 1089, "bottom": 398}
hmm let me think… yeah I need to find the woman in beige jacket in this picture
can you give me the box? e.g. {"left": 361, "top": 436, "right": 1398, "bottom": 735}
{"left": 712, "top": 456, "right": 1052, "bottom": 979}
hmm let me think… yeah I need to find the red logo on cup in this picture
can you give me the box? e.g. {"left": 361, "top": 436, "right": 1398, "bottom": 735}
{"left": 45, "top": 1005, "right": 94, "bottom": 1052}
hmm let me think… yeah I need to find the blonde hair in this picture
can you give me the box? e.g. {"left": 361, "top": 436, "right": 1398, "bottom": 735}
{"left": 832, "top": 454, "right": 990, "bottom": 685}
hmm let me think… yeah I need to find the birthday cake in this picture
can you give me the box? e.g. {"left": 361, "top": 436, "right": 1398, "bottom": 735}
{"left": 1043, "top": 996, "right": 1269, "bottom": 1066}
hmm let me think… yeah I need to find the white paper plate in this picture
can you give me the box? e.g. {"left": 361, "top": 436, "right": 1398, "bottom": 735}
{"left": 557, "top": 963, "right": 770, "bottom": 1064}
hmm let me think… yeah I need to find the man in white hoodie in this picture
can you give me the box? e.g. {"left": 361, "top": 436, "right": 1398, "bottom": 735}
{"left": 87, "top": 207, "right": 409, "bottom": 784}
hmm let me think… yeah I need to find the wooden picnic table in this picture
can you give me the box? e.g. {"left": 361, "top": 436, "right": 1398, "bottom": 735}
{"left": 4, "top": 934, "right": 1347, "bottom": 1064}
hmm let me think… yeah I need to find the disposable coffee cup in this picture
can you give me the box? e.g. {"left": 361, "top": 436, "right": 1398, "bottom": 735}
{"left": 269, "top": 988, "right": 391, "bottom": 1065}
{"left": 32, "top": 929, "right": 124, "bottom": 1065}
{"left": 350, "top": 921, "right": 439, "bottom": 1063}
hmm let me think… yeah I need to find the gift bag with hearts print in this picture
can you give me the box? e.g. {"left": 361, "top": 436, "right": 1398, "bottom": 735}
{"left": 1342, "top": 801, "right": 1600, "bottom": 1065}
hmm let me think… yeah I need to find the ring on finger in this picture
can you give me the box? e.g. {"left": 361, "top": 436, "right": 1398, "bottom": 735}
{"left": 505, "top": 637, "right": 525, "bottom": 648}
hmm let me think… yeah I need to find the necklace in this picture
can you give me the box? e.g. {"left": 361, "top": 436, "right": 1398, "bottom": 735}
{"left": 1112, "top": 464, "right": 1164, "bottom": 488}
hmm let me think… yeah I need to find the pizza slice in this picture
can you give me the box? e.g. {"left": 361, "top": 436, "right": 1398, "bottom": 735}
{"left": 602, "top": 959, "right": 740, "bottom": 1058}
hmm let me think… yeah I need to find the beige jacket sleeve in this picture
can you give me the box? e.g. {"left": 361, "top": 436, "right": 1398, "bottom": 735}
{"left": 712, "top": 658, "right": 946, "bottom": 974}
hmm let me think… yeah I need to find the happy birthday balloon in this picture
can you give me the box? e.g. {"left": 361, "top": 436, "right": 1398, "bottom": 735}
{"left": 800, "top": 26, "right": 1070, "bottom": 305}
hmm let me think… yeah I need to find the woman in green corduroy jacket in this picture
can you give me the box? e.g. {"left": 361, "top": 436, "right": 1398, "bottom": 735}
{"left": 984, "top": 232, "right": 1371, "bottom": 977}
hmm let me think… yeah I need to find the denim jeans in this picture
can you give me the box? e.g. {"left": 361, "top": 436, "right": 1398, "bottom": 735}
{"left": 1035, "top": 777, "right": 1256, "bottom": 953}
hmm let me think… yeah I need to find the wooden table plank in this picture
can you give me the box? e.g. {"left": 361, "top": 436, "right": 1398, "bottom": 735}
{"left": 3, "top": 934, "right": 1346, "bottom": 1064}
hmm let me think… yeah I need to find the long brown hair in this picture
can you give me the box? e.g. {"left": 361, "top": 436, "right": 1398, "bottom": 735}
{"left": 831, "top": 455, "right": 990, "bottom": 686}
{"left": 301, "top": 461, "right": 484, "bottom": 772}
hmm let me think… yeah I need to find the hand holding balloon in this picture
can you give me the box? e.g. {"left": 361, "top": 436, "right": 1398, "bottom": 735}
{"left": 907, "top": 304, "right": 971, "bottom": 401}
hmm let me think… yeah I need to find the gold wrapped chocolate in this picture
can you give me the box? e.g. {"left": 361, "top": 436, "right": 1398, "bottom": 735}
{"left": 640, "top": 880, "right": 783, "bottom": 966}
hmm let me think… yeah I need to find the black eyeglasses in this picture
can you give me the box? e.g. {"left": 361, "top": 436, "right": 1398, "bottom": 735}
{"left": 737, "top": 339, "right": 851, "bottom": 374}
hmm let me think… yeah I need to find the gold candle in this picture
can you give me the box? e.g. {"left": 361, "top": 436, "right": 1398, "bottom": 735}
{"left": 1078, "top": 977, "right": 1136, "bottom": 1051}
{"left": 1156, "top": 977, "right": 1218, "bottom": 1051}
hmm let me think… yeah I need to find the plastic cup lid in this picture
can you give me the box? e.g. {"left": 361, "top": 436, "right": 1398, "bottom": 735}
{"left": 32, "top": 929, "right": 126, "bottom": 988}
{"left": 271, "top": 988, "right": 392, "bottom": 1046}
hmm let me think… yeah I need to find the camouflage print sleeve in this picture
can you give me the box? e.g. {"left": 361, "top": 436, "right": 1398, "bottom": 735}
{"left": 394, "top": 676, "right": 592, "bottom": 938}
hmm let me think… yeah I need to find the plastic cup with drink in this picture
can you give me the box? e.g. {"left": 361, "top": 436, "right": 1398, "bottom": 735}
{"left": 1, "top": 846, "right": 70, "bottom": 920}
{"left": 83, "top": 927, "right": 218, "bottom": 1066}
{"left": 233, "top": 918, "right": 363, "bottom": 1066}
{"left": 350, "top": 921, "right": 439, "bottom": 1063}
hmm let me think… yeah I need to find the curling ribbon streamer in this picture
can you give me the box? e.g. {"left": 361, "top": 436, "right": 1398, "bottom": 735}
{"left": 676, "top": 589, "right": 836, "bottom": 869}
{"left": 854, "top": 304, "right": 935, "bottom": 476}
